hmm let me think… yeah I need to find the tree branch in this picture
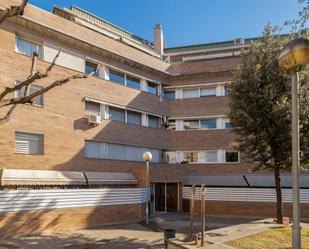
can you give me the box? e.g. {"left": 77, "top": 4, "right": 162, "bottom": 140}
{"left": 0, "top": 48, "right": 61, "bottom": 103}
{"left": 0, "top": 0, "right": 28, "bottom": 25}
{"left": 0, "top": 104, "right": 17, "bottom": 124}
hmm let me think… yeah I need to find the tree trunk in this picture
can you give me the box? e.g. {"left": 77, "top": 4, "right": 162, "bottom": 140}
{"left": 274, "top": 166, "right": 283, "bottom": 224}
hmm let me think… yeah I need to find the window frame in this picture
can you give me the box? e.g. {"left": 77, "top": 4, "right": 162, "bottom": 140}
{"left": 148, "top": 115, "right": 160, "bottom": 129}
{"left": 15, "top": 36, "right": 43, "bottom": 59}
{"left": 15, "top": 131, "right": 44, "bottom": 155}
{"left": 109, "top": 106, "right": 126, "bottom": 122}
{"left": 200, "top": 119, "right": 217, "bottom": 129}
{"left": 126, "top": 110, "right": 142, "bottom": 126}
{"left": 163, "top": 90, "right": 175, "bottom": 100}
{"left": 85, "top": 60, "right": 100, "bottom": 77}
{"left": 225, "top": 150, "right": 240, "bottom": 163}
{"left": 15, "top": 81, "right": 44, "bottom": 107}
{"left": 108, "top": 69, "right": 126, "bottom": 85}
{"left": 126, "top": 75, "right": 141, "bottom": 90}
{"left": 183, "top": 119, "right": 200, "bottom": 130}
{"left": 147, "top": 81, "right": 159, "bottom": 95}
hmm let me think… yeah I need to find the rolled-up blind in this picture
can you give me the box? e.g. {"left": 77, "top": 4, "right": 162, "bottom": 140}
{"left": 15, "top": 131, "right": 44, "bottom": 155}
{"left": 44, "top": 43, "right": 85, "bottom": 72}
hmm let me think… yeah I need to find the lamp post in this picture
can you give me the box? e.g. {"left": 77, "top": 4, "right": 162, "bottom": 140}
{"left": 278, "top": 37, "right": 309, "bottom": 249}
{"left": 143, "top": 151, "right": 152, "bottom": 225}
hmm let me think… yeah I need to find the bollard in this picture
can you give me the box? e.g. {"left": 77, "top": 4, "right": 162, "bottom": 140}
{"left": 164, "top": 229, "right": 176, "bottom": 249}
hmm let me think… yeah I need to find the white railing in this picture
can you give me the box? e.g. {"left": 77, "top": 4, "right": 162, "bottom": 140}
{"left": 183, "top": 187, "right": 309, "bottom": 203}
{"left": 0, "top": 188, "right": 147, "bottom": 212}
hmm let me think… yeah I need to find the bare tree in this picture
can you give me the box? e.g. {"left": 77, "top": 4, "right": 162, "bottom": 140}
{"left": 0, "top": 0, "right": 28, "bottom": 25}
{"left": 0, "top": 0, "right": 95, "bottom": 124}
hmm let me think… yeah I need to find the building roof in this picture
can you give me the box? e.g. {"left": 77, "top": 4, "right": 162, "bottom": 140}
{"left": 70, "top": 5, "right": 154, "bottom": 47}
{"left": 164, "top": 37, "right": 262, "bottom": 54}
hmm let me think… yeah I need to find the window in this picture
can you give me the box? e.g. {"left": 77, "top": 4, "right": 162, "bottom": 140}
{"left": 167, "top": 119, "right": 176, "bottom": 130}
{"left": 224, "top": 121, "right": 232, "bottom": 129}
{"left": 85, "top": 101, "right": 100, "bottom": 115}
{"left": 109, "top": 70, "right": 125, "bottom": 85}
{"left": 84, "top": 141, "right": 161, "bottom": 162}
{"left": 127, "top": 110, "right": 141, "bottom": 125}
{"left": 205, "top": 151, "right": 218, "bottom": 163}
{"left": 164, "top": 151, "right": 177, "bottom": 163}
{"left": 16, "top": 81, "right": 43, "bottom": 106}
{"left": 224, "top": 85, "right": 228, "bottom": 96}
{"left": 200, "top": 119, "right": 217, "bottom": 129}
{"left": 184, "top": 151, "right": 198, "bottom": 163}
{"left": 109, "top": 106, "right": 125, "bottom": 122}
{"left": 126, "top": 75, "right": 140, "bottom": 90}
{"left": 184, "top": 120, "right": 199, "bottom": 130}
{"left": 148, "top": 115, "right": 159, "bottom": 128}
{"left": 16, "top": 37, "right": 42, "bottom": 58}
{"left": 164, "top": 91, "right": 175, "bottom": 100}
{"left": 85, "top": 60, "right": 99, "bottom": 77}
{"left": 200, "top": 87, "right": 216, "bottom": 97}
{"left": 147, "top": 82, "right": 158, "bottom": 95}
{"left": 183, "top": 89, "right": 199, "bottom": 99}
{"left": 15, "top": 131, "right": 44, "bottom": 155}
{"left": 225, "top": 150, "right": 239, "bottom": 163}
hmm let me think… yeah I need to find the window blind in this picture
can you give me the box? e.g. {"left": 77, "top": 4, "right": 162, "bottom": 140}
{"left": 15, "top": 131, "right": 44, "bottom": 155}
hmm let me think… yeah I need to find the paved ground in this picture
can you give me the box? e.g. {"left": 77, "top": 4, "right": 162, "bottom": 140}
{"left": 1, "top": 213, "right": 307, "bottom": 249}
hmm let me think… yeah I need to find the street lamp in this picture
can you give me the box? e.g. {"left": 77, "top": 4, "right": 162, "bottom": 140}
{"left": 278, "top": 37, "right": 309, "bottom": 249}
{"left": 143, "top": 151, "right": 152, "bottom": 224}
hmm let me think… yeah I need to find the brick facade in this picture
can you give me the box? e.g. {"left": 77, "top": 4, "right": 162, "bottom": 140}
{"left": 0, "top": 0, "right": 293, "bottom": 234}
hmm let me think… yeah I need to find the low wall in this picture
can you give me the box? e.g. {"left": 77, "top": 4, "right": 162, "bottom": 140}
{"left": 183, "top": 187, "right": 309, "bottom": 219}
{"left": 0, "top": 188, "right": 146, "bottom": 235}
{"left": 187, "top": 200, "right": 309, "bottom": 219}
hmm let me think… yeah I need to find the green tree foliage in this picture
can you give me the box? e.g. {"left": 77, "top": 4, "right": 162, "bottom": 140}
{"left": 228, "top": 25, "right": 309, "bottom": 223}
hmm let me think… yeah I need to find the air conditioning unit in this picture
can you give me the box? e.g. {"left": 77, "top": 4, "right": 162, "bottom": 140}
{"left": 88, "top": 114, "right": 101, "bottom": 125}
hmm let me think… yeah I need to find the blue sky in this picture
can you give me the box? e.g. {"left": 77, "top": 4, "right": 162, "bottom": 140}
{"left": 29, "top": 0, "right": 302, "bottom": 48}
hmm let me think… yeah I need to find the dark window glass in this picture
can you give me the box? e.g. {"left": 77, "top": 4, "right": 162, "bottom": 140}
{"left": 127, "top": 110, "right": 141, "bottom": 125}
{"left": 200, "top": 119, "right": 217, "bottom": 129}
{"left": 126, "top": 75, "right": 140, "bottom": 89}
{"left": 148, "top": 115, "right": 159, "bottom": 128}
{"left": 184, "top": 120, "right": 199, "bottom": 130}
{"left": 225, "top": 122, "right": 232, "bottom": 129}
{"left": 147, "top": 82, "right": 158, "bottom": 95}
{"left": 109, "top": 70, "right": 125, "bottom": 85}
{"left": 109, "top": 106, "right": 125, "bottom": 122}
{"left": 225, "top": 151, "right": 239, "bottom": 163}
{"left": 224, "top": 85, "right": 228, "bottom": 96}
{"left": 164, "top": 91, "right": 175, "bottom": 100}
{"left": 167, "top": 120, "right": 175, "bottom": 130}
{"left": 85, "top": 61, "right": 99, "bottom": 77}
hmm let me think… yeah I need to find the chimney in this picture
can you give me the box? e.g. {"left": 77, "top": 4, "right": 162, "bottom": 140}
{"left": 154, "top": 24, "right": 164, "bottom": 55}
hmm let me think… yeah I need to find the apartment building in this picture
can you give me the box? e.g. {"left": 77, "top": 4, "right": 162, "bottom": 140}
{"left": 0, "top": 1, "right": 308, "bottom": 234}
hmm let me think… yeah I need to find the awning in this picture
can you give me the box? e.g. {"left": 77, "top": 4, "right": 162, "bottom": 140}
{"left": 184, "top": 173, "right": 309, "bottom": 188}
{"left": 0, "top": 169, "right": 86, "bottom": 186}
{"left": 84, "top": 171, "right": 138, "bottom": 185}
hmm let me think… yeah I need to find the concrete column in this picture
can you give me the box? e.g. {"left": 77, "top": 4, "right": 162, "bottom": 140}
{"left": 141, "top": 113, "right": 148, "bottom": 127}
{"left": 140, "top": 79, "right": 148, "bottom": 92}
{"left": 175, "top": 89, "right": 183, "bottom": 99}
{"left": 100, "top": 65, "right": 109, "bottom": 80}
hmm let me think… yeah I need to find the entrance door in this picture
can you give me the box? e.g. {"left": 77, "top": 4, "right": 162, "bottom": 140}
{"left": 167, "top": 183, "right": 178, "bottom": 211}
{"left": 154, "top": 182, "right": 178, "bottom": 212}
{"left": 155, "top": 183, "right": 166, "bottom": 212}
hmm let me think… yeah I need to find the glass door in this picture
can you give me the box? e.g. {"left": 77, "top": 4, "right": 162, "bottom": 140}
{"left": 154, "top": 182, "right": 178, "bottom": 212}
